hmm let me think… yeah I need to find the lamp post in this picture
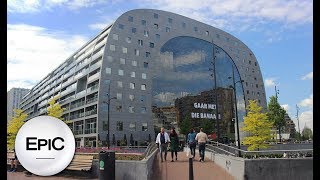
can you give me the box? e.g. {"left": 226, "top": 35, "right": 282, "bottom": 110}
{"left": 228, "top": 65, "right": 244, "bottom": 156}
{"left": 103, "top": 82, "right": 117, "bottom": 149}
{"left": 296, "top": 104, "right": 301, "bottom": 141}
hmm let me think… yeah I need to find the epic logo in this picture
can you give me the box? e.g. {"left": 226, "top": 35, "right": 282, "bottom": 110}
{"left": 15, "top": 116, "right": 75, "bottom": 176}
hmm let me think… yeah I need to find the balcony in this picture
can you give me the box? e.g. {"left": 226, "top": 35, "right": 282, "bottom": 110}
{"left": 75, "top": 90, "right": 86, "bottom": 98}
{"left": 60, "top": 87, "right": 75, "bottom": 97}
{"left": 87, "top": 72, "right": 100, "bottom": 83}
{"left": 86, "top": 97, "right": 98, "bottom": 104}
{"left": 87, "top": 84, "right": 99, "bottom": 93}
{"left": 61, "top": 77, "right": 74, "bottom": 88}
{"left": 38, "top": 100, "right": 48, "bottom": 107}
{"left": 70, "top": 112, "right": 85, "bottom": 120}
{"left": 85, "top": 109, "right": 97, "bottom": 116}
{"left": 95, "top": 38, "right": 107, "bottom": 49}
{"left": 85, "top": 128, "right": 96, "bottom": 134}
{"left": 70, "top": 101, "right": 85, "bottom": 110}
{"left": 74, "top": 69, "right": 89, "bottom": 80}
{"left": 39, "top": 108, "right": 47, "bottom": 114}
{"left": 73, "top": 130, "right": 83, "bottom": 135}
{"left": 59, "top": 95, "right": 75, "bottom": 105}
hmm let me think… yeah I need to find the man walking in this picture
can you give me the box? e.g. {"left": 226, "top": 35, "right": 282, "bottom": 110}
{"left": 195, "top": 128, "right": 208, "bottom": 162}
{"left": 156, "top": 127, "right": 170, "bottom": 162}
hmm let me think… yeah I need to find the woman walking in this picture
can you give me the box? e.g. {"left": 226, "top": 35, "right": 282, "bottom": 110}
{"left": 169, "top": 127, "right": 179, "bottom": 162}
{"left": 187, "top": 128, "right": 197, "bottom": 159}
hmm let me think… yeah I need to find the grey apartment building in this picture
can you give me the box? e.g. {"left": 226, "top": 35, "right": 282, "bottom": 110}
{"left": 20, "top": 9, "right": 267, "bottom": 147}
{"left": 7, "top": 88, "right": 30, "bottom": 122}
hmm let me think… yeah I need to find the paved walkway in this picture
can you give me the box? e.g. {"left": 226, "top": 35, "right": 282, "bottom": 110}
{"left": 7, "top": 170, "right": 98, "bottom": 180}
{"left": 151, "top": 151, "right": 235, "bottom": 180}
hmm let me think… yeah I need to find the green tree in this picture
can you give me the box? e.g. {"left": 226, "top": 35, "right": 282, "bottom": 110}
{"left": 301, "top": 126, "right": 313, "bottom": 140}
{"left": 241, "top": 100, "right": 273, "bottom": 151}
{"left": 202, "top": 119, "right": 215, "bottom": 135}
{"left": 47, "top": 96, "right": 68, "bottom": 123}
{"left": 267, "top": 96, "right": 286, "bottom": 142}
{"left": 179, "top": 117, "right": 192, "bottom": 135}
{"left": 7, "top": 109, "right": 28, "bottom": 150}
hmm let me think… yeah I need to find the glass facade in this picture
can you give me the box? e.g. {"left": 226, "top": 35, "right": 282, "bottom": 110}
{"left": 152, "top": 36, "right": 245, "bottom": 141}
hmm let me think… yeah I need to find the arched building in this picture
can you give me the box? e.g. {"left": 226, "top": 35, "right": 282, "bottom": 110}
{"left": 20, "top": 9, "right": 266, "bottom": 147}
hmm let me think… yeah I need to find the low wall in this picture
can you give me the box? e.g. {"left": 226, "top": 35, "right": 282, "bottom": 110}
{"left": 203, "top": 149, "right": 313, "bottom": 180}
{"left": 92, "top": 149, "right": 158, "bottom": 180}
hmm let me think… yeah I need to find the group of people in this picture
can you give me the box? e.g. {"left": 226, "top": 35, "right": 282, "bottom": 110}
{"left": 156, "top": 127, "right": 208, "bottom": 162}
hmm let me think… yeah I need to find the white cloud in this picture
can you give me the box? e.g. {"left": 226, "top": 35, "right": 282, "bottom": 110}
{"left": 7, "top": 24, "right": 89, "bottom": 91}
{"left": 264, "top": 78, "right": 276, "bottom": 87}
{"left": 299, "top": 110, "right": 313, "bottom": 131}
{"left": 8, "top": 0, "right": 108, "bottom": 13}
{"left": 281, "top": 104, "right": 289, "bottom": 112}
{"left": 301, "top": 71, "right": 313, "bottom": 80}
{"left": 298, "top": 94, "right": 313, "bottom": 109}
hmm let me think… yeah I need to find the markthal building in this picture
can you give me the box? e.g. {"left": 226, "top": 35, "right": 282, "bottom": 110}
{"left": 20, "top": 9, "right": 267, "bottom": 147}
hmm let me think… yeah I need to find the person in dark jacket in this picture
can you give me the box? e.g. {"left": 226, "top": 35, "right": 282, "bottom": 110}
{"left": 169, "top": 127, "right": 179, "bottom": 162}
{"left": 187, "top": 128, "right": 197, "bottom": 159}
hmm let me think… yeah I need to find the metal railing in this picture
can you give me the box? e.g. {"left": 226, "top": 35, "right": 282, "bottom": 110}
{"left": 85, "top": 109, "right": 97, "bottom": 116}
{"left": 70, "top": 101, "right": 85, "bottom": 110}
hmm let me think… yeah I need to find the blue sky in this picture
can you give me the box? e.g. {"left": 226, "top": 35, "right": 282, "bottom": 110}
{"left": 7, "top": 0, "right": 313, "bottom": 131}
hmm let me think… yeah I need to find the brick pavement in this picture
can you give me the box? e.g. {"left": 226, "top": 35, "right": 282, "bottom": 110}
{"left": 151, "top": 152, "right": 235, "bottom": 180}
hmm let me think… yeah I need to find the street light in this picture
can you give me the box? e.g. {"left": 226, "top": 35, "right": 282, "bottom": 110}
{"left": 228, "top": 65, "right": 244, "bottom": 156}
{"left": 103, "top": 82, "right": 117, "bottom": 149}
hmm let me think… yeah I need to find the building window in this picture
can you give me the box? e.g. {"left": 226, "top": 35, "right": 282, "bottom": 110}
{"left": 134, "top": 49, "right": 139, "bottom": 56}
{"left": 117, "top": 81, "right": 123, "bottom": 88}
{"left": 129, "top": 106, "right": 135, "bottom": 113}
{"left": 254, "top": 77, "right": 257, "bottom": 80}
{"left": 194, "top": 27, "right": 198, "bottom": 32}
{"left": 258, "top": 99, "right": 261, "bottom": 103}
{"left": 249, "top": 60, "right": 251, "bottom": 65}
{"left": 216, "top": 34, "right": 220, "bottom": 38}
{"left": 143, "top": 62, "right": 149, "bottom": 68}
{"left": 116, "top": 121, "right": 123, "bottom": 131}
{"left": 247, "top": 90, "right": 249, "bottom": 94}
{"left": 146, "top": 52, "right": 150, "bottom": 58}
{"left": 257, "top": 92, "right": 260, "bottom": 96}
{"left": 155, "top": 34, "right": 160, "bottom": 40}
{"left": 106, "top": 68, "right": 111, "bottom": 74}
{"left": 154, "top": 24, "right": 159, "bottom": 29}
{"left": 142, "top": 73, "right": 147, "bottom": 79}
{"left": 132, "top": 60, "right": 137, "bottom": 66}
{"left": 132, "top": 28, "right": 136, "bottom": 33}
{"left": 112, "top": 34, "right": 118, "bottom": 40}
{"left": 128, "top": 16, "right": 133, "bottom": 22}
{"left": 107, "top": 56, "right": 113, "bottom": 62}
{"left": 110, "top": 45, "right": 115, "bottom": 51}
{"left": 141, "top": 20, "right": 146, "bottom": 26}
{"left": 166, "top": 27, "right": 170, "bottom": 32}
{"left": 149, "top": 42, "right": 154, "bottom": 48}
{"left": 154, "top": 13, "right": 158, "bottom": 19}
{"left": 255, "top": 62, "right": 257, "bottom": 66}
{"left": 122, "top": 47, "right": 127, "bottom": 54}
{"left": 118, "top": 24, "right": 124, "bottom": 29}
{"left": 144, "top": 30, "right": 149, "bottom": 37}
{"left": 118, "top": 69, "right": 124, "bottom": 76}
{"left": 142, "top": 123, "right": 147, "bottom": 131}
{"left": 205, "top": 31, "right": 209, "bottom": 36}
{"left": 245, "top": 82, "right": 248, "bottom": 86}
{"left": 120, "top": 58, "right": 126, "bottom": 65}
{"left": 182, "top": 22, "right": 186, "bottom": 28}
{"left": 138, "top": 39, "right": 143, "bottom": 46}
{"left": 256, "top": 84, "right": 259, "bottom": 88}
{"left": 126, "top": 37, "right": 132, "bottom": 43}
{"left": 140, "top": 95, "right": 146, "bottom": 102}
{"left": 141, "top": 84, "right": 146, "bottom": 90}
{"left": 116, "top": 105, "right": 122, "bottom": 112}
{"left": 129, "top": 94, "right": 135, "bottom": 101}
{"left": 131, "top": 71, "right": 135, "bottom": 78}
{"left": 129, "top": 123, "right": 136, "bottom": 131}
{"left": 130, "top": 83, "right": 135, "bottom": 89}
{"left": 141, "top": 107, "right": 146, "bottom": 113}
{"left": 168, "top": 18, "right": 172, "bottom": 23}
{"left": 116, "top": 93, "right": 122, "bottom": 100}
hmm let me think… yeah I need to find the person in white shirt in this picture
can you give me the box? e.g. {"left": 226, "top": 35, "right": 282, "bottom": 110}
{"left": 156, "top": 127, "right": 171, "bottom": 162}
{"left": 195, "top": 128, "right": 208, "bottom": 162}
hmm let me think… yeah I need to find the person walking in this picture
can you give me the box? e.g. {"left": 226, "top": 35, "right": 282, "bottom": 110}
{"left": 169, "top": 127, "right": 179, "bottom": 162}
{"left": 8, "top": 149, "right": 18, "bottom": 172}
{"left": 187, "top": 128, "right": 197, "bottom": 159}
{"left": 195, "top": 128, "right": 208, "bottom": 162}
{"left": 156, "top": 127, "right": 170, "bottom": 162}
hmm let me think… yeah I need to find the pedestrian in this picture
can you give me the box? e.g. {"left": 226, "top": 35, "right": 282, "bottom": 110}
{"left": 156, "top": 127, "right": 170, "bottom": 162}
{"left": 187, "top": 128, "right": 197, "bottom": 159}
{"left": 8, "top": 149, "right": 18, "bottom": 172}
{"left": 169, "top": 127, "right": 179, "bottom": 162}
{"left": 195, "top": 128, "right": 208, "bottom": 162}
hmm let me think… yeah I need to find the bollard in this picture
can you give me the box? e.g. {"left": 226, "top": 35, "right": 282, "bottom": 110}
{"left": 99, "top": 150, "right": 115, "bottom": 180}
{"left": 189, "top": 157, "right": 194, "bottom": 180}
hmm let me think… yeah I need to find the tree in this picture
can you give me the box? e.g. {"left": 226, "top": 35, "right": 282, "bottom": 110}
{"left": 241, "top": 100, "right": 273, "bottom": 151}
{"left": 301, "top": 126, "right": 313, "bottom": 140}
{"left": 179, "top": 116, "right": 192, "bottom": 135}
{"left": 47, "top": 96, "right": 67, "bottom": 123}
{"left": 7, "top": 109, "right": 28, "bottom": 150}
{"left": 267, "top": 96, "right": 286, "bottom": 142}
